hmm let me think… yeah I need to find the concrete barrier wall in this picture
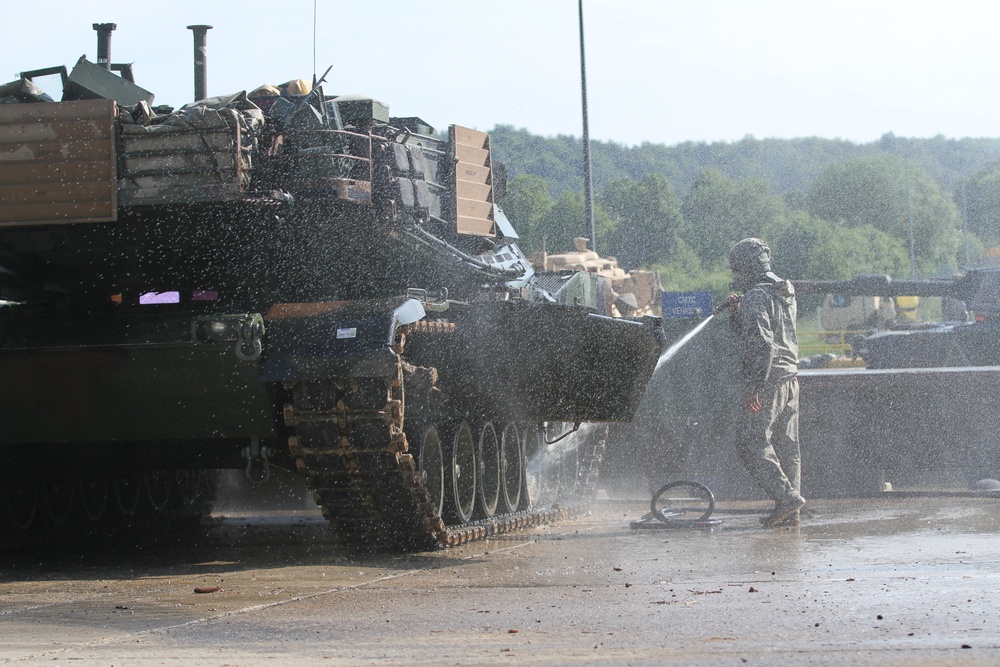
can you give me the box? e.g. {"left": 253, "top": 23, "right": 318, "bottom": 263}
{"left": 604, "top": 316, "right": 1000, "bottom": 500}
{"left": 799, "top": 367, "right": 1000, "bottom": 496}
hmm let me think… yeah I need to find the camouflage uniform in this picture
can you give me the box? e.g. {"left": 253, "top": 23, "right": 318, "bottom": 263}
{"left": 730, "top": 270, "right": 802, "bottom": 511}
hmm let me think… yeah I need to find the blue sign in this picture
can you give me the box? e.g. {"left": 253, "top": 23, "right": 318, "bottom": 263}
{"left": 662, "top": 291, "right": 713, "bottom": 318}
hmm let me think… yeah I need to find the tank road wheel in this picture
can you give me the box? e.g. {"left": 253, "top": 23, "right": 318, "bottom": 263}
{"left": 113, "top": 472, "right": 142, "bottom": 517}
{"left": 477, "top": 422, "right": 501, "bottom": 518}
{"left": 500, "top": 423, "right": 525, "bottom": 513}
{"left": 79, "top": 473, "right": 109, "bottom": 522}
{"left": 173, "top": 470, "right": 206, "bottom": 510}
{"left": 43, "top": 474, "right": 75, "bottom": 526}
{"left": 444, "top": 422, "right": 477, "bottom": 524}
{"left": 4, "top": 475, "right": 39, "bottom": 531}
{"left": 145, "top": 470, "right": 173, "bottom": 513}
{"left": 416, "top": 425, "right": 445, "bottom": 519}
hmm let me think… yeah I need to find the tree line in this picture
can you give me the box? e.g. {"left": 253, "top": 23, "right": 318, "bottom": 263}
{"left": 491, "top": 128, "right": 1000, "bottom": 296}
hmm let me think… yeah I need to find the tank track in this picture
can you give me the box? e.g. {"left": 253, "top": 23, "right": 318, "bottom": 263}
{"left": 0, "top": 470, "right": 217, "bottom": 553}
{"left": 284, "top": 352, "right": 585, "bottom": 551}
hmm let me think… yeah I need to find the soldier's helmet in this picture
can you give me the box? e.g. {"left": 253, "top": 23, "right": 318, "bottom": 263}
{"left": 729, "top": 238, "right": 772, "bottom": 275}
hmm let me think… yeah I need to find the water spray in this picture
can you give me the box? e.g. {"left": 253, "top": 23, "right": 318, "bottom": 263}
{"left": 654, "top": 313, "right": 716, "bottom": 371}
{"left": 525, "top": 421, "right": 604, "bottom": 508}
{"left": 653, "top": 297, "right": 739, "bottom": 372}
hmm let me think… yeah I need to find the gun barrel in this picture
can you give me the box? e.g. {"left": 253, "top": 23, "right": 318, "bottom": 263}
{"left": 792, "top": 275, "right": 963, "bottom": 299}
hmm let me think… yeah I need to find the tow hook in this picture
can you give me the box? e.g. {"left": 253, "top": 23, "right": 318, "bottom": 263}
{"left": 242, "top": 437, "right": 272, "bottom": 485}
{"left": 235, "top": 314, "right": 264, "bottom": 361}
{"left": 192, "top": 313, "right": 264, "bottom": 361}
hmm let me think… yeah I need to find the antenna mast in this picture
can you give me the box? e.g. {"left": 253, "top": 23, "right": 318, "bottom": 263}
{"left": 578, "top": 0, "right": 596, "bottom": 253}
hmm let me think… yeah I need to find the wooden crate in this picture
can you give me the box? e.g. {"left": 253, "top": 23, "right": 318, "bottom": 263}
{"left": 449, "top": 125, "right": 495, "bottom": 238}
{"left": 118, "top": 112, "right": 247, "bottom": 206}
{"left": 0, "top": 99, "right": 117, "bottom": 226}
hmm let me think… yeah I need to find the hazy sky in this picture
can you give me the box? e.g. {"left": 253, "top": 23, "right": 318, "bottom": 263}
{"left": 7, "top": 1, "right": 998, "bottom": 146}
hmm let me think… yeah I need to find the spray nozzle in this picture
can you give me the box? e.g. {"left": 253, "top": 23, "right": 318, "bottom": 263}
{"left": 716, "top": 294, "right": 741, "bottom": 314}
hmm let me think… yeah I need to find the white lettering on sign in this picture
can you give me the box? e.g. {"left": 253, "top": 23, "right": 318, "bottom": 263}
{"left": 662, "top": 291, "right": 713, "bottom": 318}
{"left": 336, "top": 327, "right": 357, "bottom": 339}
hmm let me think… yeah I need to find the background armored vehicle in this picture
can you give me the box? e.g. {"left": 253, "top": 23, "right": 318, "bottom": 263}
{"left": 794, "top": 270, "right": 1000, "bottom": 368}
{"left": 530, "top": 237, "right": 663, "bottom": 317}
{"left": 815, "top": 291, "right": 917, "bottom": 340}
{"left": 0, "top": 26, "right": 663, "bottom": 549}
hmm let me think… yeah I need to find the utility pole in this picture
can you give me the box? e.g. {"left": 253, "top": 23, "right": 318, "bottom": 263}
{"left": 961, "top": 182, "right": 970, "bottom": 267}
{"left": 907, "top": 168, "right": 916, "bottom": 279}
{"left": 578, "top": 0, "right": 596, "bottom": 253}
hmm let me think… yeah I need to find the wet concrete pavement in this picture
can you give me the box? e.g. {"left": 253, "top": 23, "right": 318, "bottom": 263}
{"left": 2, "top": 495, "right": 1000, "bottom": 666}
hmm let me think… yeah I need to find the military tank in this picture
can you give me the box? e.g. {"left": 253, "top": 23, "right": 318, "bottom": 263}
{"left": 0, "top": 25, "right": 662, "bottom": 550}
{"left": 794, "top": 270, "right": 1000, "bottom": 369}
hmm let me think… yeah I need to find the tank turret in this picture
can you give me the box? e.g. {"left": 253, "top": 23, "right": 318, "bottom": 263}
{"left": 793, "top": 269, "right": 1000, "bottom": 368}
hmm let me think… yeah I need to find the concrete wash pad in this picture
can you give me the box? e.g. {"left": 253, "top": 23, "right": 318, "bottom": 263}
{"left": 1, "top": 495, "right": 999, "bottom": 666}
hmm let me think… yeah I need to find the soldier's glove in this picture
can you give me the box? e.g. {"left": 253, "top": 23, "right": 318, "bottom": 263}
{"left": 718, "top": 294, "right": 741, "bottom": 314}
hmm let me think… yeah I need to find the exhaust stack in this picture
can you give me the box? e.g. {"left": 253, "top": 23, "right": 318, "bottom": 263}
{"left": 92, "top": 23, "right": 116, "bottom": 71}
{"left": 187, "top": 24, "right": 212, "bottom": 102}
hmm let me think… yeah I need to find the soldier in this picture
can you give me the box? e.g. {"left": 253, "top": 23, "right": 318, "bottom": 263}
{"left": 721, "top": 238, "right": 805, "bottom": 527}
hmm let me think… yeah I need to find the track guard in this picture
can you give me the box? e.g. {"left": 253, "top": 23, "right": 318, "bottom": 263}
{"left": 408, "top": 301, "right": 664, "bottom": 423}
{"left": 260, "top": 297, "right": 426, "bottom": 381}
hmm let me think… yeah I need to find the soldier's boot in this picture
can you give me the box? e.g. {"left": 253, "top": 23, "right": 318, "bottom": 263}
{"left": 761, "top": 491, "right": 805, "bottom": 528}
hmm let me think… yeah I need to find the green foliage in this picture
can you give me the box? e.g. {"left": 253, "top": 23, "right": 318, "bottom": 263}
{"left": 500, "top": 173, "right": 621, "bottom": 257}
{"left": 499, "top": 174, "right": 554, "bottom": 254}
{"left": 490, "top": 126, "right": 587, "bottom": 197}
{"left": 490, "top": 127, "right": 1000, "bottom": 204}
{"left": 600, "top": 173, "right": 684, "bottom": 269}
{"left": 492, "top": 129, "right": 1000, "bottom": 290}
{"left": 959, "top": 167, "right": 1000, "bottom": 247}
{"left": 806, "top": 156, "right": 962, "bottom": 275}
{"left": 964, "top": 232, "right": 988, "bottom": 268}
{"left": 538, "top": 189, "right": 615, "bottom": 255}
{"left": 763, "top": 210, "right": 909, "bottom": 280}
{"left": 680, "top": 169, "right": 786, "bottom": 266}
{"left": 654, "top": 242, "right": 732, "bottom": 302}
